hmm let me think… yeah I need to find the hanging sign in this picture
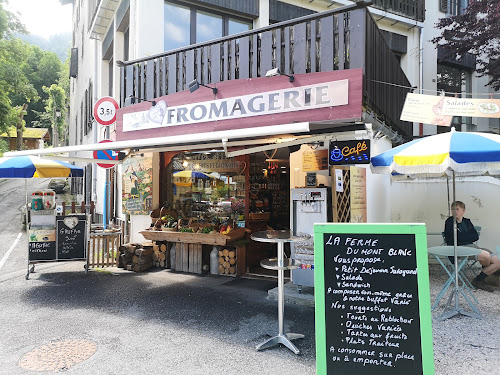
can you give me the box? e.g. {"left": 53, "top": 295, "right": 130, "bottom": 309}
{"left": 94, "top": 140, "right": 118, "bottom": 168}
{"left": 94, "top": 96, "right": 119, "bottom": 126}
{"left": 400, "top": 93, "right": 452, "bottom": 126}
{"left": 329, "top": 140, "right": 370, "bottom": 165}
{"left": 314, "top": 223, "right": 434, "bottom": 375}
{"left": 192, "top": 159, "right": 244, "bottom": 173}
{"left": 441, "top": 97, "right": 500, "bottom": 118}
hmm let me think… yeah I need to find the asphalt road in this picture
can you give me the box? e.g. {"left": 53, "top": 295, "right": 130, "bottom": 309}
{"left": 0, "top": 178, "right": 317, "bottom": 374}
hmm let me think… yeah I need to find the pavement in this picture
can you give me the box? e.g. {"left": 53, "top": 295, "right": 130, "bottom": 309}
{"left": 0, "top": 261, "right": 317, "bottom": 375}
{"left": 4, "top": 253, "right": 500, "bottom": 374}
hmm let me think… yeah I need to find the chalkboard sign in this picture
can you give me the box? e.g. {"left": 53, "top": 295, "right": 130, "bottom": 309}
{"left": 314, "top": 223, "right": 433, "bottom": 375}
{"left": 29, "top": 241, "right": 56, "bottom": 261}
{"left": 306, "top": 173, "right": 317, "bottom": 187}
{"left": 56, "top": 215, "right": 87, "bottom": 260}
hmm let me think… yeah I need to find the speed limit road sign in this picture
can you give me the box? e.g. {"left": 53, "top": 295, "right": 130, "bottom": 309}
{"left": 93, "top": 96, "right": 119, "bottom": 126}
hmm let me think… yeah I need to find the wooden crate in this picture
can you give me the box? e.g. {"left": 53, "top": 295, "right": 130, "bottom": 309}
{"left": 175, "top": 242, "right": 202, "bottom": 274}
{"left": 217, "top": 243, "right": 246, "bottom": 277}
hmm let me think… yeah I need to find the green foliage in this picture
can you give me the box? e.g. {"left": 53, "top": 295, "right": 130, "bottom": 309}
{"left": 0, "top": 137, "right": 8, "bottom": 155}
{"left": 42, "top": 84, "right": 66, "bottom": 145}
{"left": 0, "top": 2, "right": 65, "bottom": 143}
{"left": 0, "top": 0, "right": 27, "bottom": 40}
{"left": 432, "top": 0, "right": 500, "bottom": 90}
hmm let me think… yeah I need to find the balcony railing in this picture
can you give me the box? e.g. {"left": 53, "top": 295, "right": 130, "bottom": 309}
{"left": 370, "top": 0, "right": 425, "bottom": 22}
{"left": 118, "top": 1, "right": 413, "bottom": 140}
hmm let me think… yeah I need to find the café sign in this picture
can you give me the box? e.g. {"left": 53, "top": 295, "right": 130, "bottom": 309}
{"left": 329, "top": 140, "right": 371, "bottom": 165}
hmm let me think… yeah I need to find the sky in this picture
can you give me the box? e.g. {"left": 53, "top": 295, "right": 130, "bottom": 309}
{"left": 5, "top": 0, "right": 73, "bottom": 39}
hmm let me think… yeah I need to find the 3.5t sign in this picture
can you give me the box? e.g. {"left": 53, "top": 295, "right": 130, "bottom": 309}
{"left": 93, "top": 96, "right": 119, "bottom": 126}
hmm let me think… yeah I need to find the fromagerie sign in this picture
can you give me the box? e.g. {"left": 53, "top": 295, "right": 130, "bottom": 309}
{"left": 313, "top": 223, "right": 434, "bottom": 375}
{"left": 123, "top": 80, "right": 349, "bottom": 132}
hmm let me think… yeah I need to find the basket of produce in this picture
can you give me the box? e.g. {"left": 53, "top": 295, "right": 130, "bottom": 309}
{"left": 151, "top": 206, "right": 177, "bottom": 224}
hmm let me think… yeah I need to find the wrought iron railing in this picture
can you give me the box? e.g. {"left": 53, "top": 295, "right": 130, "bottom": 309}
{"left": 370, "top": 0, "right": 425, "bottom": 22}
{"left": 118, "top": 1, "right": 412, "bottom": 140}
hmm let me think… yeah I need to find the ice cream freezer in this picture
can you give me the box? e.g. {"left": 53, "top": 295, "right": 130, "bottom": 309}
{"left": 290, "top": 188, "right": 329, "bottom": 289}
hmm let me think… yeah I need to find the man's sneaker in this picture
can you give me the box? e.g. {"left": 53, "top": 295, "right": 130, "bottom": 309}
{"left": 471, "top": 278, "right": 495, "bottom": 292}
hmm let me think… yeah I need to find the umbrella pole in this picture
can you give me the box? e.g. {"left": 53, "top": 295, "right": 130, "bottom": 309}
{"left": 440, "top": 171, "right": 480, "bottom": 320}
{"left": 452, "top": 171, "right": 459, "bottom": 311}
{"left": 25, "top": 179, "right": 28, "bottom": 233}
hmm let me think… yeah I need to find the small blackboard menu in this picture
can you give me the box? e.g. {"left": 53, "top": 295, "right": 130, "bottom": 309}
{"left": 314, "top": 223, "right": 433, "bottom": 375}
{"left": 29, "top": 241, "right": 56, "bottom": 261}
{"left": 56, "top": 215, "right": 87, "bottom": 260}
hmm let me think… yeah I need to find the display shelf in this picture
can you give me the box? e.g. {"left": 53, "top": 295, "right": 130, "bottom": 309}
{"left": 140, "top": 227, "right": 249, "bottom": 246}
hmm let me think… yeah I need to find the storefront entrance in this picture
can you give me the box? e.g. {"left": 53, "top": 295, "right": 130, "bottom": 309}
{"left": 159, "top": 148, "right": 292, "bottom": 277}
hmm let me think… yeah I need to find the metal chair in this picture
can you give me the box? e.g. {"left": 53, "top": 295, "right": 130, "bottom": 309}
{"left": 441, "top": 226, "right": 482, "bottom": 287}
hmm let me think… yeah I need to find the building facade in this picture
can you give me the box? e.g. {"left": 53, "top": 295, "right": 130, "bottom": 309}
{"left": 61, "top": 0, "right": 498, "bottom": 247}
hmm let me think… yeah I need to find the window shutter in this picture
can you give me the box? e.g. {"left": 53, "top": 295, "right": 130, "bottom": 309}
{"left": 70, "top": 48, "right": 78, "bottom": 78}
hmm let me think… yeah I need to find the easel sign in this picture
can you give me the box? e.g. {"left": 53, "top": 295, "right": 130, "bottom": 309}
{"left": 314, "top": 223, "right": 434, "bottom": 375}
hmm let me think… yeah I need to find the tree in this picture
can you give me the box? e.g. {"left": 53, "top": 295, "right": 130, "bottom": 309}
{"left": 0, "top": 0, "right": 26, "bottom": 39}
{"left": 0, "top": 0, "right": 30, "bottom": 134}
{"left": 11, "top": 45, "right": 62, "bottom": 127}
{"left": 42, "top": 84, "right": 66, "bottom": 148}
{"left": 432, "top": 0, "right": 500, "bottom": 90}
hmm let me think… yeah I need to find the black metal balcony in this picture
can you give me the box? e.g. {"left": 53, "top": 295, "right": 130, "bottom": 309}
{"left": 370, "top": 0, "right": 425, "bottom": 22}
{"left": 118, "top": 1, "right": 413, "bottom": 141}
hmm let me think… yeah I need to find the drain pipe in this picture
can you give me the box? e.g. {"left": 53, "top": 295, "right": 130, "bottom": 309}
{"left": 418, "top": 25, "right": 424, "bottom": 136}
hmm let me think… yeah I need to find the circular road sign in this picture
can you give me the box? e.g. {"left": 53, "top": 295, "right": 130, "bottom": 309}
{"left": 93, "top": 96, "right": 119, "bottom": 126}
{"left": 94, "top": 140, "right": 118, "bottom": 169}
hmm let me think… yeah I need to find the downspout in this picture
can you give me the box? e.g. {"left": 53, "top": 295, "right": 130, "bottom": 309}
{"left": 418, "top": 25, "right": 424, "bottom": 136}
{"left": 93, "top": 40, "right": 99, "bottom": 206}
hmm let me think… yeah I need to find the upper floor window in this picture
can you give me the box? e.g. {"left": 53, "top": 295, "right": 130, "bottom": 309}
{"left": 440, "top": 0, "right": 469, "bottom": 15}
{"left": 437, "top": 63, "right": 473, "bottom": 132}
{"left": 164, "top": 1, "right": 251, "bottom": 51}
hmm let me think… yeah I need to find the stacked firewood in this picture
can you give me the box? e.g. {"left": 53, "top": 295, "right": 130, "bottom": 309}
{"left": 152, "top": 242, "right": 168, "bottom": 268}
{"left": 218, "top": 248, "right": 236, "bottom": 275}
{"left": 118, "top": 243, "right": 154, "bottom": 272}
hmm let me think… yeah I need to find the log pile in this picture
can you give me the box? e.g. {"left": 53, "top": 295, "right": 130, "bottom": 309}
{"left": 118, "top": 243, "right": 154, "bottom": 272}
{"left": 218, "top": 248, "right": 236, "bottom": 275}
{"left": 152, "top": 242, "right": 168, "bottom": 268}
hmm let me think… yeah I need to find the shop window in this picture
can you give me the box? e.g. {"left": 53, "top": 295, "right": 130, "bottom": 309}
{"left": 164, "top": 1, "right": 252, "bottom": 51}
{"left": 162, "top": 150, "right": 290, "bottom": 233}
{"left": 436, "top": 63, "right": 472, "bottom": 133}
{"left": 165, "top": 152, "right": 247, "bottom": 230}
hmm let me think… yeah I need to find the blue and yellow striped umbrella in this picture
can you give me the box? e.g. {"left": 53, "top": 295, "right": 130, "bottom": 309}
{"left": 371, "top": 128, "right": 500, "bottom": 177}
{"left": 0, "top": 156, "right": 83, "bottom": 178}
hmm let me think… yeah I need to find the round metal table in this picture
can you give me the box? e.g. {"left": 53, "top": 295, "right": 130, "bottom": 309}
{"left": 250, "top": 230, "right": 310, "bottom": 354}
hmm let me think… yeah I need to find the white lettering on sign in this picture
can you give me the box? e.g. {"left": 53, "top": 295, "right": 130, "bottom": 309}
{"left": 123, "top": 80, "right": 349, "bottom": 132}
{"left": 324, "top": 233, "right": 421, "bottom": 372}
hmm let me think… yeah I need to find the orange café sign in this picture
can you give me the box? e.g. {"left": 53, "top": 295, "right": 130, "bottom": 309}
{"left": 116, "top": 69, "right": 363, "bottom": 141}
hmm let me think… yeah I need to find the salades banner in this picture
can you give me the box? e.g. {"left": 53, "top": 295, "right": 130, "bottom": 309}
{"left": 441, "top": 98, "right": 500, "bottom": 118}
{"left": 123, "top": 80, "right": 349, "bottom": 132}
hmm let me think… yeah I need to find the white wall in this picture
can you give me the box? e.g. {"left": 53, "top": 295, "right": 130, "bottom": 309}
{"left": 366, "top": 136, "right": 392, "bottom": 223}
{"left": 388, "top": 177, "right": 500, "bottom": 250}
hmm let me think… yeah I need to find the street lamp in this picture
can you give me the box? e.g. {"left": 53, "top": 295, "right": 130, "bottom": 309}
{"left": 53, "top": 106, "right": 61, "bottom": 147}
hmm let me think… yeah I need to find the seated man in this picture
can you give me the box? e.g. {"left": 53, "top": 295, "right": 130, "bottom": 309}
{"left": 444, "top": 200, "right": 500, "bottom": 292}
